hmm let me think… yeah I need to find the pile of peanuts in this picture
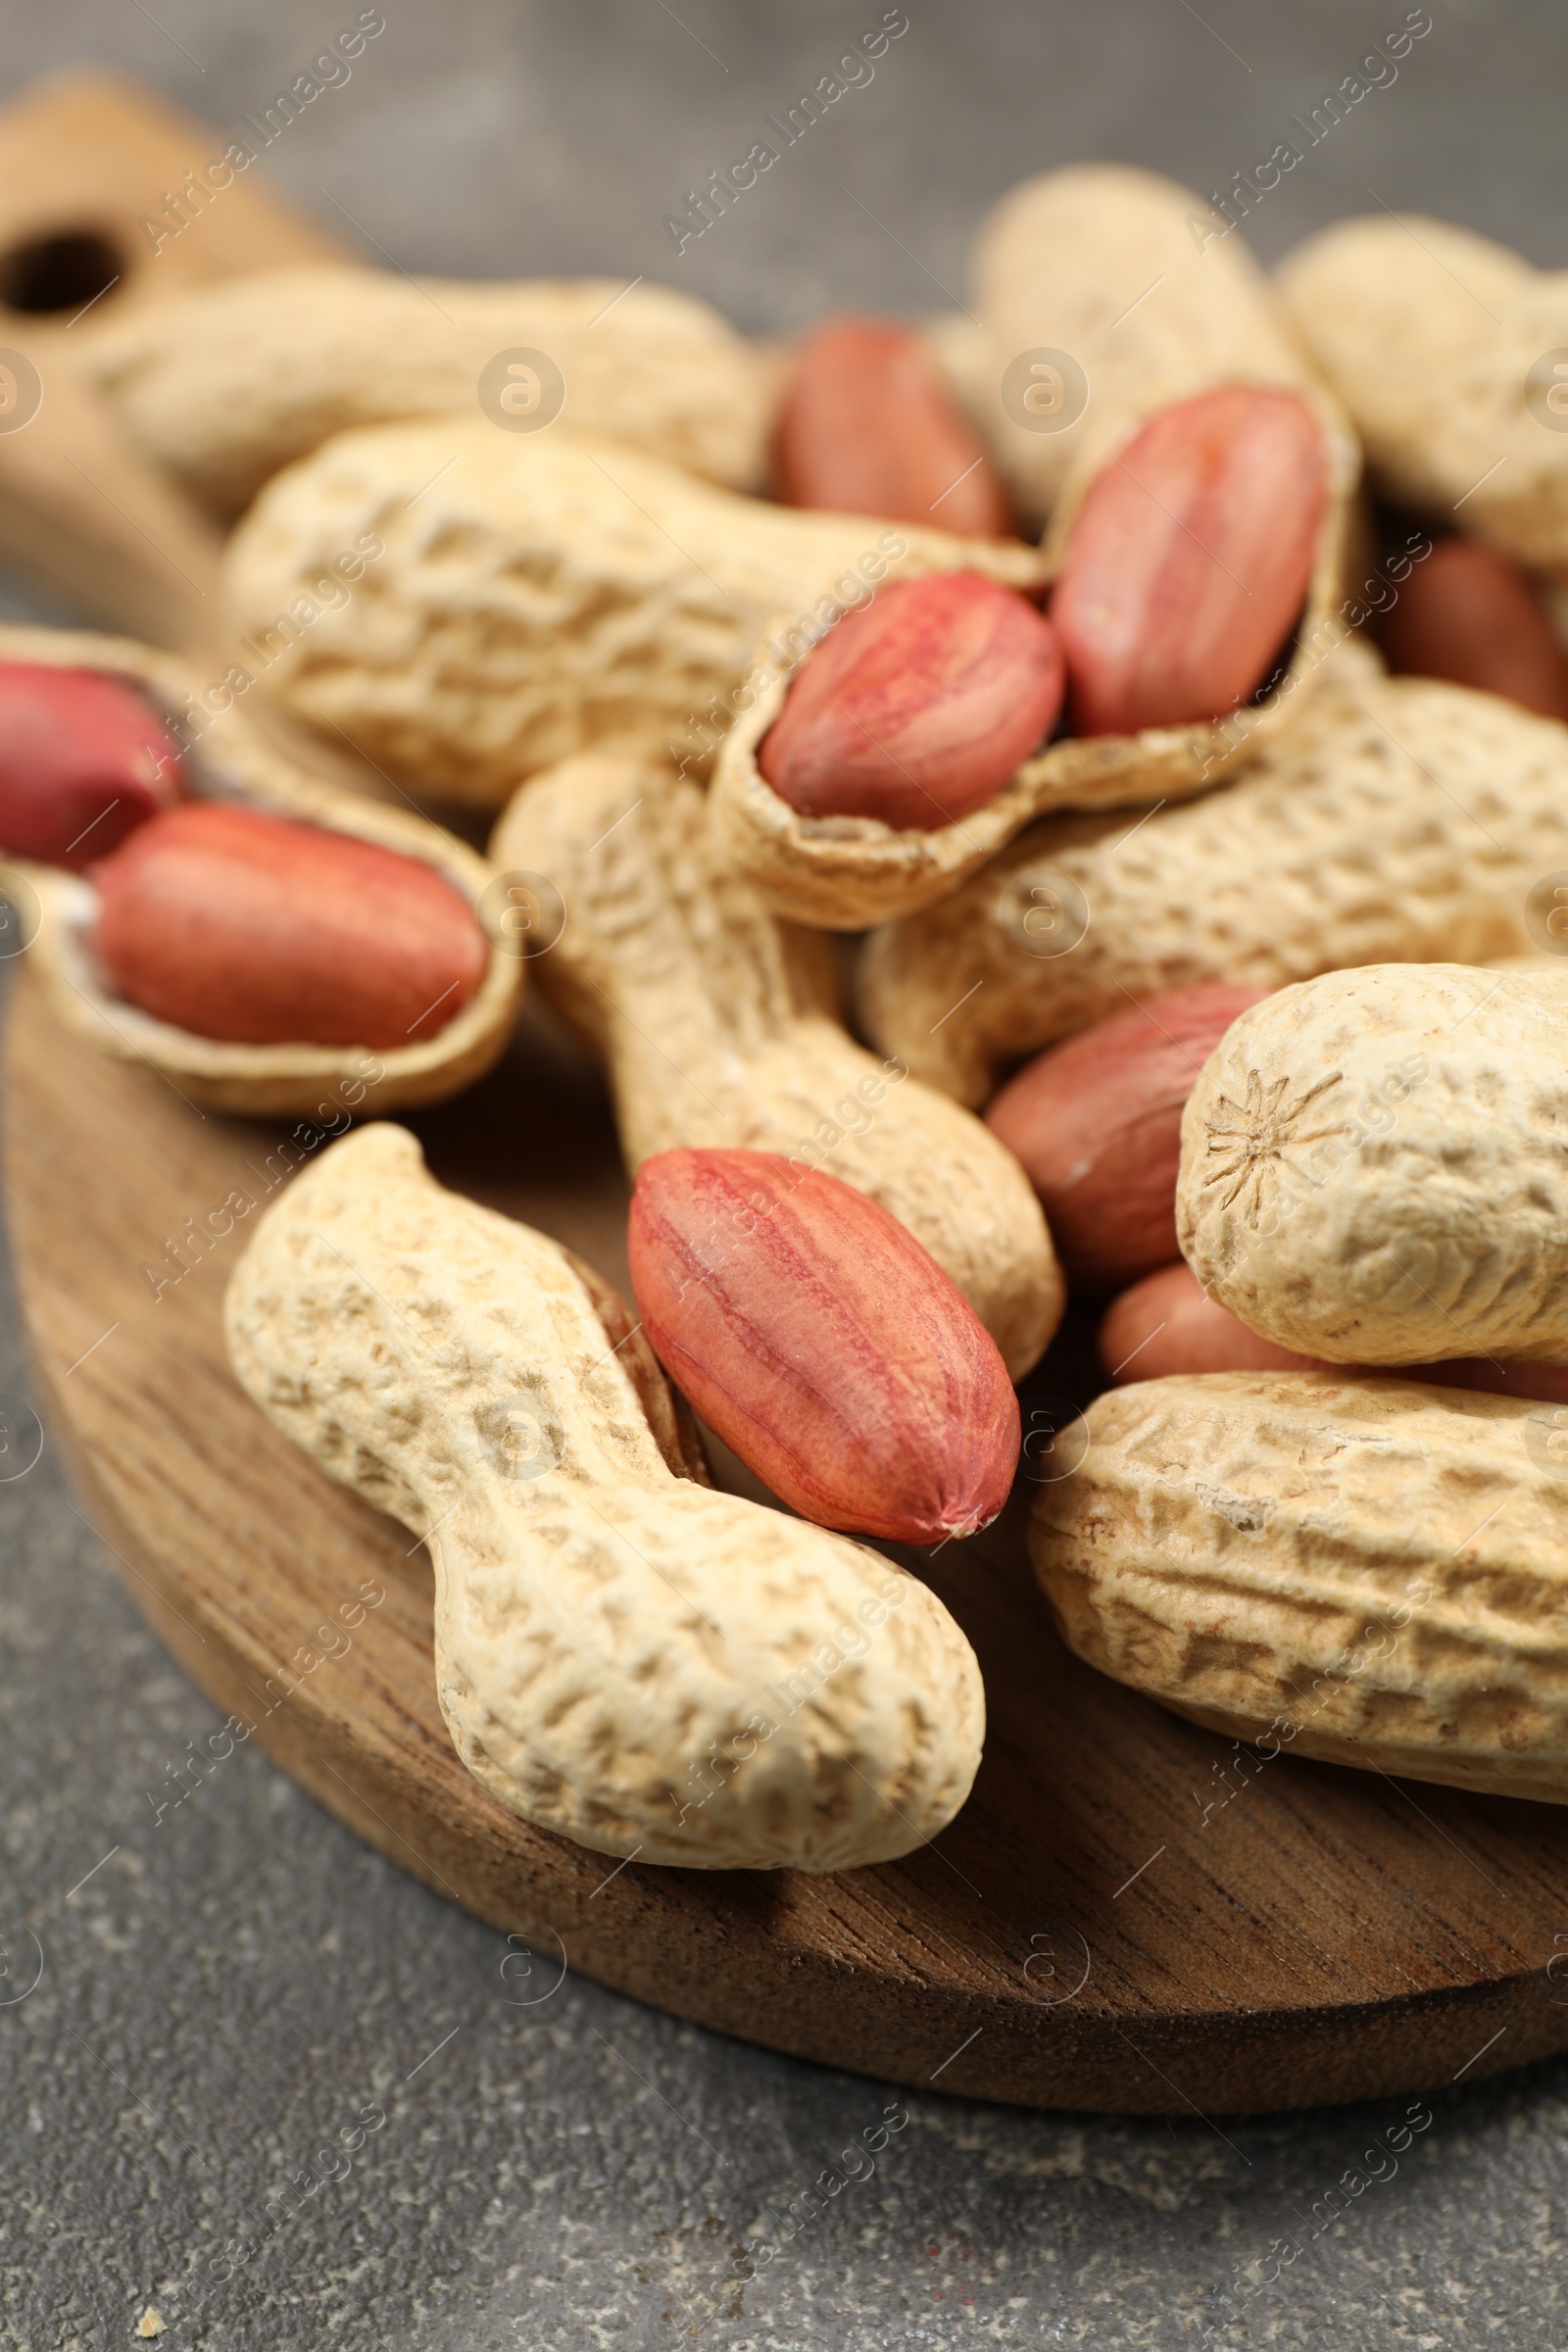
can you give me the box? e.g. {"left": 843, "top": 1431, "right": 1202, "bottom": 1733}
{"left": 15, "top": 162, "right": 1568, "bottom": 1869}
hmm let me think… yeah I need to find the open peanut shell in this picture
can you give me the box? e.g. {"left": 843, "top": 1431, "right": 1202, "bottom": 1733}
{"left": 710, "top": 376, "right": 1359, "bottom": 930}
{"left": 0, "top": 623, "right": 521, "bottom": 1116}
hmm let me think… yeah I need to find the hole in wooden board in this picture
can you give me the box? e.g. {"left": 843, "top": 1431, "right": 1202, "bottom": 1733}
{"left": 0, "top": 227, "right": 125, "bottom": 316}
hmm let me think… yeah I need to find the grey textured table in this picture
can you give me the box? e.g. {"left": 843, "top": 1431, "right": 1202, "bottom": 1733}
{"left": 6, "top": 5, "right": 1568, "bottom": 2346}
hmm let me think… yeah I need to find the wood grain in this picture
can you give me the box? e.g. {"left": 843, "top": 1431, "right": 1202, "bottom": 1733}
{"left": 9, "top": 966, "right": 1568, "bottom": 2113}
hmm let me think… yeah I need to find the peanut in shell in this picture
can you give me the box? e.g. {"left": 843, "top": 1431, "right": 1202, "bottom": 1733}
{"left": 0, "top": 623, "right": 519, "bottom": 1116}
{"left": 88, "top": 266, "right": 776, "bottom": 510}
{"left": 712, "top": 378, "right": 1355, "bottom": 930}
{"left": 1177, "top": 961, "right": 1568, "bottom": 1367}
{"left": 1279, "top": 214, "right": 1568, "bottom": 579}
{"left": 1031, "top": 1370, "right": 1568, "bottom": 1806}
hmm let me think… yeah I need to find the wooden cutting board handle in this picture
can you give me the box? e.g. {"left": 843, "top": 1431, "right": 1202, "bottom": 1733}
{"left": 0, "top": 73, "right": 349, "bottom": 657}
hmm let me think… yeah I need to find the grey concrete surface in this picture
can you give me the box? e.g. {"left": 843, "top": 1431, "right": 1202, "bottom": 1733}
{"left": 5, "top": 5, "right": 1568, "bottom": 2346}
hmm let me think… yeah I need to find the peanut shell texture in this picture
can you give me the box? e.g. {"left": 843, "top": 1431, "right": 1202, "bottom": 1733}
{"left": 1033, "top": 1371, "right": 1568, "bottom": 1804}
{"left": 1177, "top": 962, "right": 1568, "bottom": 1366}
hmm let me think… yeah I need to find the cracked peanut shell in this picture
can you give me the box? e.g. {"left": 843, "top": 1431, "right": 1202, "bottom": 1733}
{"left": 712, "top": 378, "right": 1355, "bottom": 928}
{"left": 0, "top": 623, "right": 519, "bottom": 1116}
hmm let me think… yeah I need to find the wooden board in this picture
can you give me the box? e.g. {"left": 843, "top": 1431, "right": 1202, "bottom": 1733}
{"left": 10, "top": 967, "right": 1568, "bottom": 2115}
{"left": 4, "top": 67, "right": 1568, "bottom": 2116}
{"left": 0, "top": 74, "right": 443, "bottom": 805}
{"left": 0, "top": 74, "right": 348, "bottom": 657}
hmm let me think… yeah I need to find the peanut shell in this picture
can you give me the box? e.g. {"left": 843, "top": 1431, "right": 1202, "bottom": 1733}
{"left": 1278, "top": 215, "right": 1568, "bottom": 577}
{"left": 1177, "top": 961, "right": 1568, "bottom": 1365}
{"left": 1031, "top": 1370, "right": 1568, "bottom": 1804}
{"left": 88, "top": 266, "right": 776, "bottom": 510}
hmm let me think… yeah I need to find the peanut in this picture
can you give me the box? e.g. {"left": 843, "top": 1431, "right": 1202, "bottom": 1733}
{"left": 225, "top": 1123, "right": 985, "bottom": 1871}
{"left": 984, "top": 985, "right": 1269, "bottom": 1290}
{"left": 755, "top": 572, "right": 1063, "bottom": 829}
{"left": 1099, "top": 1262, "right": 1332, "bottom": 1384}
{"left": 1177, "top": 963, "right": 1568, "bottom": 1365}
{"left": 222, "top": 422, "right": 1045, "bottom": 808}
{"left": 0, "top": 662, "right": 184, "bottom": 870}
{"left": 1372, "top": 536, "right": 1568, "bottom": 720}
{"left": 971, "top": 166, "right": 1321, "bottom": 526}
{"left": 1052, "top": 386, "right": 1328, "bottom": 735}
{"left": 630, "top": 1149, "right": 1019, "bottom": 1543}
{"left": 0, "top": 621, "right": 520, "bottom": 1115}
{"left": 88, "top": 267, "right": 776, "bottom": 510}
{"left": 1100, "top": 1263, "right": 1568, "bottom": 1404}
{"left": 1278, "top": 215, "right": 1568, "bottom": 578}
{"left": 1030, "top": 1370, "right": 1568, "bottom": 1804}
{"left": 489, "top": 753, "right": 1061, "bottom": 1379}
{"left": 858, "top": 654, "right": 1568, "bottom": 1104}
{"left": 94, "top": 803, "right": 486, "bottom": 1049}
{"left": 771, "top": 317, "right": 1017, "bottom": 536}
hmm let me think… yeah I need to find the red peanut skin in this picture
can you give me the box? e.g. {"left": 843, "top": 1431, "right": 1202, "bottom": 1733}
{"left": 1372, "top": 536, "right": 1568, "bottom": 721}
{"left": 772, "top": 317, "right": 1017, "bottom": 537}
{"left": 985, "top": 986, "right": 1268, "bottom": 1290}
{"left": 0, "top": 662, "right": 184, "bottom": 870}
{"left": 757, "top": 572, "right": 1064, "bottom": 830}
{"left": 93, "top": 802, "right": 486, "bottom": 1048}
{"left": 1100, "top": 1262, "right": 1568, "bottom": 1404}
{"left": 628, "top": 1149, "right": 1020, "bottom": 1543}
{"left": 1053, "top": 385, "right": 1327, "bottom": 736}
{"left": 1099, "top": 1263, "right": 1327, "bottom": 1384}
